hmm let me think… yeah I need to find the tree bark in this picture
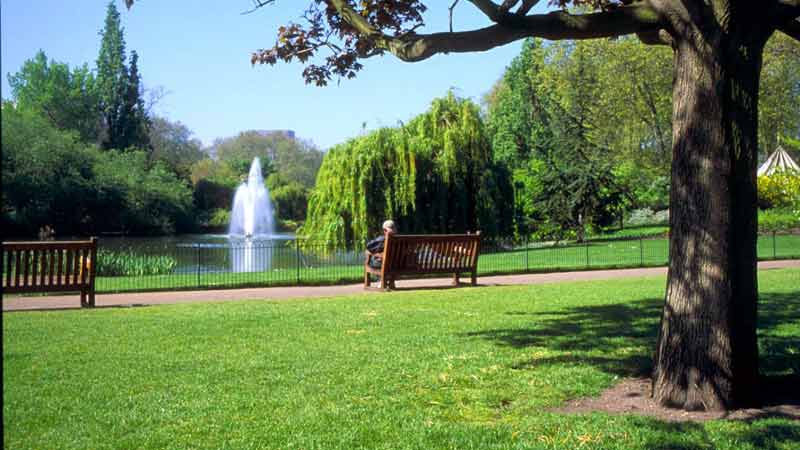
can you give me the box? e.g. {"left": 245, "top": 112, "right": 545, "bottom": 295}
{"left": 652, "top": 21, "right": 768, "bottom": 411}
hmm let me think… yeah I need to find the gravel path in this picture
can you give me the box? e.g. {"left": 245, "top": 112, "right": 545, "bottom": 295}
{"left": 4, "top": 260, "right": 798, "bottom": 312}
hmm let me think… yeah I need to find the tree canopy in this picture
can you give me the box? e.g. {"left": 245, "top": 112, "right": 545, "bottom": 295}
{"left": 300, "top": 92, "right": 512, "bottom": 247}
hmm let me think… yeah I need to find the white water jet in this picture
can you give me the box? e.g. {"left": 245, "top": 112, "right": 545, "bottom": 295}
{"left": 229, "top": 157, "right": 275, "bottom": 237}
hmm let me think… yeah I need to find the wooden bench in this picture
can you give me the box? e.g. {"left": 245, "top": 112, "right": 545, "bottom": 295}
{"left": 2, "top": 238, "right": 98, "bottom": 308}
{"left": 364, "top": 232, "right": 481, "bottom": 290}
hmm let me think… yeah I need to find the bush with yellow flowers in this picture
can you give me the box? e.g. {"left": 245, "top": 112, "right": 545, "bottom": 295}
{"left": 757, "top": 172, "right": 800, "bottom": 210}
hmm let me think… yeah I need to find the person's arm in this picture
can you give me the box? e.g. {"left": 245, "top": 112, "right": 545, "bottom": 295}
{"left": 366, "top": 235, "right": 385, "bottom": 254}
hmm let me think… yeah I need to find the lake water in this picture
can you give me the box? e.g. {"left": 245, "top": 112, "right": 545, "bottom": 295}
{"left": 96, "top": 233, "right": 367, "bottom": 275}
{"left": 99, "top": 233, "right": 312, "bottom": 274}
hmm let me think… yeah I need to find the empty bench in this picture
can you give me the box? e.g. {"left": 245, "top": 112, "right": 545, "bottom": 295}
{"left": 2, "top": 238, "right": 98, "bottom": 307}
{"left": 364, "top": 232, "right": 481, "bottom": 290}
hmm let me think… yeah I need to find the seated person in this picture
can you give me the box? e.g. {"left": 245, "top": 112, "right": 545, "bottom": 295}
{"left": 366, "top": 219, "right": 397, "bottom": 269}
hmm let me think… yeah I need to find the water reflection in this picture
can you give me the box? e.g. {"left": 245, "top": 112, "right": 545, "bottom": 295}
{"left": 229, "top": 238, "right": 273, "bottom": 273}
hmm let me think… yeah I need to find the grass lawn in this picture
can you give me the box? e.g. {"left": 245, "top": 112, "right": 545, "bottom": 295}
{"left": 4, "top": 269, "right": 799, "bottom": 450}
{"left": 92, "top": 233, "right": 800, "bottom": 293}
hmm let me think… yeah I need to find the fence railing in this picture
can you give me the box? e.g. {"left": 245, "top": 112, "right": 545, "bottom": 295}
{"left": 82, "top": 231, "right": 800, "bottom": 294}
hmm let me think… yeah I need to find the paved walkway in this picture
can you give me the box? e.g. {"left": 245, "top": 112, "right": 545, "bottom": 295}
{"left": 4, "top": 260, "right": 798, "bottom": 312}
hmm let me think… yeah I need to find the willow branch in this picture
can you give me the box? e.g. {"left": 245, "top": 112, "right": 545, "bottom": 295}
{"left": 329, "top": 0, "right": 662, "bottom": 62}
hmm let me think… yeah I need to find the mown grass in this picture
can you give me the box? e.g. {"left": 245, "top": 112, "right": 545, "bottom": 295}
{"left": 89, "top": 233, "right": 800, "bottom": 293}
{"left": 4, "top": 269, "right": 799, "bottom": 450}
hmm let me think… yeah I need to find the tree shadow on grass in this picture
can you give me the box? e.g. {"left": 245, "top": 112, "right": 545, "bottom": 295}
{"left": 465, "top": 297, "right": 664, "bottom": 377}
{"left": 464, "top": 290, "right": 799, "bottom": 398}
{"left": 622, "top": 417, "right": 800, "bottom": 450}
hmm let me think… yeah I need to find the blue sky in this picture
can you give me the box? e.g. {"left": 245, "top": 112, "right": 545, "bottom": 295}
{"left": 1, "top": 1, "right": 547, "bottom": 150}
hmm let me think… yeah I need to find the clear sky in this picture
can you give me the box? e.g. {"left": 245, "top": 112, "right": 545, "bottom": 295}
{"left": 1, "top": 1, "right": 547, "bottom": 150}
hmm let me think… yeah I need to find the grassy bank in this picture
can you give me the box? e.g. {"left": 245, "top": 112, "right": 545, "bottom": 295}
{"left": 4, "top": 269, "right": 798, "bottom": 449}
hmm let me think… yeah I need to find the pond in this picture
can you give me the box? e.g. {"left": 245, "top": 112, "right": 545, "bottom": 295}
{"left": 98, "top": 233, "right": 322, "bottom": 274}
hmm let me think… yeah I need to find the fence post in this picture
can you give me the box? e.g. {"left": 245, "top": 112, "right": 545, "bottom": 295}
{"left": 640, "top": 236, "right": 644, "bottom": 267}
{"left": 196, "top": 244, "right": 201, "bottom": 288}
{"left": 585, "top": 240, "right": 590, "bottom": 268}
{"left": 525, "top": 235, "right": 529, "bottom": 272}
{"left": 773, "top": 231, "right": 777, "bottom": 259}
{"left": 296, "top": 238, "right": 301, "bottom": 284}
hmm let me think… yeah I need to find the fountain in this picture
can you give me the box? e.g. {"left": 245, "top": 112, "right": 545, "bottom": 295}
{"left": 229, "top": 157, "right": 275, "bottom": 237}
{"left": 229, "top": 157, "right": 276, "bottom": 272}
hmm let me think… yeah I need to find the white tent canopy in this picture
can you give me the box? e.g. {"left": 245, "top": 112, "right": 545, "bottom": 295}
{"left": 757, "top": 145, "right": 800, "bottom": 176}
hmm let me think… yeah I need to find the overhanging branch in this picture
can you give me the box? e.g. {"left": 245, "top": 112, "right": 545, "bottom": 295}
{"left": 330, "top": 0, "right": 663, "bottom": 62}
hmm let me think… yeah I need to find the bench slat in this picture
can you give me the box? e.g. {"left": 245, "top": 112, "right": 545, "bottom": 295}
{"left": 5, "top": 250, "right": 12, "bottom": 287}
{"left": 33, "top": 249, "right": 41, "bottom": 287}
{"left": 23, "top": 250, "right": 31, "bottom": 288}
{"left": 48, "top": 249, "right": 56, "bottom": 286}
{"left": 2, "top": 241, "right": 97, "bottom": 251}
{"left": 56, "top": 249, "right": 64, "bottom": 287}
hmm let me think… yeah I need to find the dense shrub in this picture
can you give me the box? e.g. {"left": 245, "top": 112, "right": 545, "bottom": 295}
{"left": 2, "top": 103, "right": 97, "bottom": 236}
{"left": 759, "top": 208, "right": 800, "bottom": 232}
{"left": 91, "top": 150, "right": 195, "bottom": 234}
{"left": 758, "top": 174, "right": 800, "bottom": 209}
{"left": 208, "top": 209, "right": 231, "bottom": 228}
{"left": 2, "top": 104, "right": 196, "bottom": 237}
{"left": 270, "top": 182, "right": 309, "bottom": 223}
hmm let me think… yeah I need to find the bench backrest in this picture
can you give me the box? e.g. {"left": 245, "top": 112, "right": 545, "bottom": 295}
{"left": 2, "top": 238, "right": 97, "bottom": 293}
{"left": 382, "top": 233, "right": 481, "bottom": 275}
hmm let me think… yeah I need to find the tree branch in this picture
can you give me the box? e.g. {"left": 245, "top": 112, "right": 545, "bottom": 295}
{"left": 329, "top": 0, "right": 662, "bottom": 62}
{"left": 778, "top": 18, "right": 800, "bottom": 41}
{"left": 467, "top": 0, "right": 505, "bottom": 23}
{"left": 636, "top": 29, "right": 673, "bottom": 46}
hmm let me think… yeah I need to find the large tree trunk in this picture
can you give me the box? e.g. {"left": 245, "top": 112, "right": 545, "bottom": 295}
{"left": 651, "top": 22, "right": 768, "bottom": 411}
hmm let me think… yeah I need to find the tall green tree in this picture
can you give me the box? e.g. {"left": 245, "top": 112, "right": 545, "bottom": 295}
{"left": 96, "top": 1, "right": 148, "bottom": 151}
{"left": 149, "top": 116, "right": 205, "bottom": 181}
{"left": 759, "top": 32, "right": 800, "bottom": 158}
{"left": 486, "top": 39, "right": 545, "bottom": 170}
{"left": 7, "top": 51, "right": 101, "bottom": 143}
{"left": 120, "top": 50, "right": 151, "bottom": 151}
{"left": 487, "top": 38, "right": 634, "bottom": 236}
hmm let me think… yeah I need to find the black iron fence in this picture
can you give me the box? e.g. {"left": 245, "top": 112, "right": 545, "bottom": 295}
{"left": 89, "top": 232, "right": 800, "bottom": 293}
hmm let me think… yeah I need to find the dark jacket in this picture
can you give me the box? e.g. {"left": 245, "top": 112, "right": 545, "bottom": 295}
{"left": 366, "top": 235, "right": 387, "bottom": 269}
{"left": 366, "top": 235, "right": 386, "bottom": 254}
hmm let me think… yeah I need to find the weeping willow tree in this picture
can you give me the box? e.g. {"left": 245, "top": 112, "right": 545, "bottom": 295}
{"left": 300, "top": 92, "right": 513, "bottom": 248}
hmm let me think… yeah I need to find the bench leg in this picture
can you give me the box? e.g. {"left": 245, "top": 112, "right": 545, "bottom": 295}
{"left": 388, "top": 277, "right": 395, "bottom": 290}
{"left": 89, "top": 290, "right": 95, "bottom": 308}
{"left": 364, "top": 270, "right": 370, "bottom": 288}
{"left": 453, "top": 273, "right": 460, "bottom": 286}
{"left": 80, "top": 290, "right": 88, "bottom": 308}
{"left": 470, "top": 272, "right": 477, "bottom": 286}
